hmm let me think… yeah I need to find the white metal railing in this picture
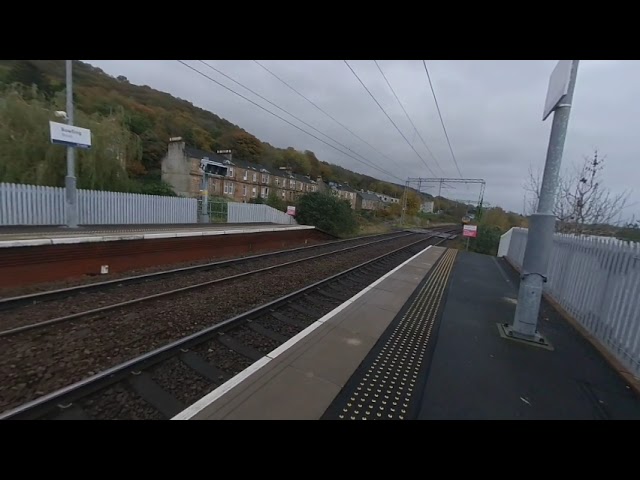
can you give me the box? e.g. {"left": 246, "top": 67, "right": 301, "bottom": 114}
{"left": 499, "top": 227, "right": 640, "bottom": 378}
{"left": 0, "top": 183, "right": 198, "bottom": 225}
{"left": 227, "top": 202, "right": 296, "bottom": 225}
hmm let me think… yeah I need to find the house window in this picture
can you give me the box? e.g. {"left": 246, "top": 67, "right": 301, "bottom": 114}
{"left": 275, "top": 178, "right": 280, "bottom": 186}
{"left": 252, "top": 173, "right": 257, "bottom": 182}
{"left": 252, "top": 187, "right": 257, "bottom": 198}
{"left": 243, "top": 171, "right": 248, "bottom": 181}
{"left": 290, "top": 180, "right": 296, "bottom": 189}
{"left": 261, "top": 187, "right": 268, "bottom": 197}
{"left": 224, "top": 182, "right": 234, "bottom": 195}
{"left": 243, "top": 185, "right": 247, "bottom": 197}
{"left": 281, "top": 190, "right": 285, "bottom": 199}
{"left": 228, "top": 168, "right": 234, "bottom": 178}
{"left": 262, "top": 174, "right": 269, "bottom": 183}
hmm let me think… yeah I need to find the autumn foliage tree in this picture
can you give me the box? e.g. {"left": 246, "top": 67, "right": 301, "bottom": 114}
{"left": 217, "top": 130, "right": 264, "bottom": 163}
{"left": 0, "top": 85, "right": 144, "bottom": 192}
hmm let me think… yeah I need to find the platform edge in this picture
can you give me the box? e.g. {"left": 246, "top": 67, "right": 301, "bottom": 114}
{"left": 171, "top": 244, "right": 437, "bottom": 420}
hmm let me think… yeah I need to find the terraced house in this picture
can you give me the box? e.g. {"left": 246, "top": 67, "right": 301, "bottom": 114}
{"left": 326, "top": 181, "right": 360, "bottom": 210}
{"left": 161, "top": 138, "right": 318, "bottom": 202}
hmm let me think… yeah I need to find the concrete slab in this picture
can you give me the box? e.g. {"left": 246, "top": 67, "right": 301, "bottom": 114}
{"left": 222, "top": 366, "right": 342, "bottom": 420}
{"left": 289, "top": 325, "right": 380, "bottom": 387}
{"left": 417, "top": 251, "right": 640, "bottom": 420}
{"left": 334, "top": 303, "right": 399, "bottom": 339}
{"left": 352, "top": 281, "right": 421, "bottom": 311}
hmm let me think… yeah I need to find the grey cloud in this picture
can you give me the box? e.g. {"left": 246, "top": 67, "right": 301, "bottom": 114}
{"left": 83, "top": 59, "right": 640, "bottom": 221}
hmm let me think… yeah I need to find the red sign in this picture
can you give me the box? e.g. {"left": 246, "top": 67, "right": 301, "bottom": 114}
{"left": 286, "top": 206, "right": 296, "bottom": 216}
{"left": 462, "top": 225, "right": 478, "bottom": 238}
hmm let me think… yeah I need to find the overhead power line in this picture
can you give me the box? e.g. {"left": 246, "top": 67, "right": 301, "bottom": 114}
{"left": 197, "top": 60, "right": 400, "bottom": 182}
{"left": 253, "top": 60, "right": 406, "bottom": 176}
{"left": 422, "top": 60, "right": 463, "bottom": 178}
{"left": 176, "top": 60, "right": 405, "bottom": 183}
{"left": 373, "top": 60, "right": 446, "bottom": 176}
{"left": 343, "top": 60, "right": 436, "bottom": 177}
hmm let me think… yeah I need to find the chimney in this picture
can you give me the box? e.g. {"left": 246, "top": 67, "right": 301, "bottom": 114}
{"left": 217, "top": 149, "right": 232, "bottom": 161}
{"left": 167, "top": 136, "right": 185, "bottom": 157}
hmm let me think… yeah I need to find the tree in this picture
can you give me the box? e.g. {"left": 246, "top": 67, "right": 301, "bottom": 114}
{"left": 304, "top": 150, "right": 321, "bottom": 178}
{"left": 0, "top": 86, "right": 139, "bottom": 192}
{"left": 218, "top": 130, "right": 264, "bottom": 163}
{"left": 524, "top": 149, "right": 630, "bottom": 234}
{"left": 5, "top": 61, "right": 53, "bottom": 98}
{"left": 469, "top": 224, "right": 503, "bottom": 255}
{"left": 296, "top": 192, "right": 357, "bottom": 237}
{"left": 405, "top": 190, "right": 422, "bottom": 216}
{"left": 266, "top": 190, "right": 286, "bottom": 211}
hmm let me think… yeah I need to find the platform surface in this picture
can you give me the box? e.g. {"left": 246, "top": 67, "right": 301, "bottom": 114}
{"left": 0, "top": 223, "right": 313, "bottom": 248}
{"left": 417, "top": 251, "right": 640, "bottom": 420}
{"left": 174, "top": 248, "right": 640, "bottom": 420}
{"left": 173, "top": 245, "right": 447, "bottom": 420}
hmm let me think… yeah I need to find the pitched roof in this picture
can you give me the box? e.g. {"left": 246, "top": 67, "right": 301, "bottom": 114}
{"left": 184, "top": 147, "right": 314, "bottom": 183}
{"left": 330, "top": 182, "right": 356, "bottom": 193}
{"left": 359, "top": 191, "right": 382, "bottom": 202}
{"left": 185, "top": 147, "right": 272, "bottom": 174}
{"left": 185, "top": 147, "right": 229, "bottom": 164}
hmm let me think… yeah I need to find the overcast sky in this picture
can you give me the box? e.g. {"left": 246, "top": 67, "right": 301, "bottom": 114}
{"left": 84, "top": 60, "right": 640, "bottom": 221}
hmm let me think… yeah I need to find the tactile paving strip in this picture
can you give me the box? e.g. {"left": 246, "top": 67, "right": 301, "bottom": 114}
{"left": 322, "top": 248, "right": 458, "bottom": 420}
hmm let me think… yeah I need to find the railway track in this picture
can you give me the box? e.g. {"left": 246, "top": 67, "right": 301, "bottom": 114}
{"left": 0, "top": 228, "right": 458, "bottom": 420}
{"left": 0, "top": 230, "right": 448, "bottom": 412}
{"left": 0, "top": 230, "right": 414, "bottom": 306}
{"left": 0, "top": 230, "right": 432, "bottom": 337}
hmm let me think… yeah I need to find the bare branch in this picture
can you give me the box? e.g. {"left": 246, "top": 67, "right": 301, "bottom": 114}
{"left": 522, "top": 149, "right": 632, "bottom": 234}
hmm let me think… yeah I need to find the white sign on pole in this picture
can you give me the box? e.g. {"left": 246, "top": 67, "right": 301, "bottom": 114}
{"left": 49, "top": 121, "right": 92, "bottom": 149}
{"left": 543, "top": 60, "right": 572, "bottom": 121}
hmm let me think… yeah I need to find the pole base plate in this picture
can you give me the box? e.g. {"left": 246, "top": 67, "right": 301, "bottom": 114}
{"left": 497, "top": 323, "right": 554, "bottom": 351}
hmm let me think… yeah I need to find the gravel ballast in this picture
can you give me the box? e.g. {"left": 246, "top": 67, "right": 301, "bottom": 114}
{"left": 0, "top": 234, "right": 427, "bottom": 413}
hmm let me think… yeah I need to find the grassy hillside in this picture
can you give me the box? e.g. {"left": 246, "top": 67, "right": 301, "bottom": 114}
{"left": 0, "top": 60, "right": 412, "bottom": 197}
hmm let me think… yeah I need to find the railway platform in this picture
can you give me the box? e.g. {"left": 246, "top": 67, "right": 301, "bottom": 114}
{"left": 174, "top": 247, "right": 640, "bottom": 420}
{"left": 0, "top": 223, "right": 312, "bottom": 247}
{"left": 0, "top": 223, "right": 329, "bottom": 289}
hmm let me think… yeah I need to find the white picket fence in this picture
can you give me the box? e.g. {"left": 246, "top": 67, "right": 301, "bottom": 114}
{"left": 499, "top": 227, "right": 640, "bottom": 378}
{"left": 0, "top": 183, "right": 299, "bottom": 226}
{"left": 0, "top": 183, "right": 198, "bottom": 225}
{"left": 227, "top": 202, "right": 296, "bottom": 225}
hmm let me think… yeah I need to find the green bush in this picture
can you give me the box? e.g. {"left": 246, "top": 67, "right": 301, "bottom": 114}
{"left": 133, "top": 179, "right": 177, "bottom": 196}
{"left": 468, "top": 224, "right": 502, "bottom": 255}
{"left": 296, "top": 192, "right": 357, "bottom": 237}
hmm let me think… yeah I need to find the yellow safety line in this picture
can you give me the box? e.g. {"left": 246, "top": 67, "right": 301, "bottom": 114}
{"left": 339, "top": 248, "right": 458, "bottom": 420}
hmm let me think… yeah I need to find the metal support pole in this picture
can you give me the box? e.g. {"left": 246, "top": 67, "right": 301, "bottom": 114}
{"left": 510, "top": 60, "right": 580, "bottom": 340}
{"left": 199, "top": 174, "right": 210, "bottom": 223}
{"left": 400, "top": 180, "right": 409, "bottom": 226}
{"left": 64, "top": 60, "right": 78, "bottom": 228}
